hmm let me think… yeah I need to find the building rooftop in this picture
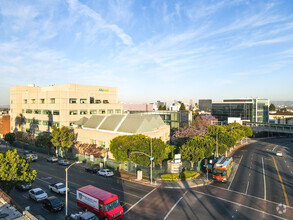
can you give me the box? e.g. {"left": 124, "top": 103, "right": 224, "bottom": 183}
{"left": 80, "top": 114, "right": 166, "bottom": 134}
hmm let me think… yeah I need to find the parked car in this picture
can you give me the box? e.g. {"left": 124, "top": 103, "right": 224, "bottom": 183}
{"left": 47, "top": 156, "right": 59, "bottom": 162}
{"left": 43, "top": 196, "right": 64, "bottom": 212}
{"left": 98, "top": 169, "right": 114, "bottom": 177}
{"left": 28, "top": 188, "right": 48, "bottom": 202}
{"left": 276, "top": 151, "right": 283, "bottom": 157}
{"left": 69, "top": 211, "right": 98, "bottom": 220}
{"left": 16, "top": 182, "right": 32, "bottom": 190}
{"left": 85, "top": 166, "right": 99, "bottom": 174}
{"left": 58, "top": 160, "right": 70, "bottom": 166}
{"left": 48, "top": 182, "right": 69, "bottom": 195}
{"left": 25, "top": 153, "right": 38, "bottom": 162}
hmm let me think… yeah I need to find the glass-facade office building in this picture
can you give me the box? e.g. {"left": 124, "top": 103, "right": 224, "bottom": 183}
{"left": 211, "top": 98, "right": 269, "bottom": 123}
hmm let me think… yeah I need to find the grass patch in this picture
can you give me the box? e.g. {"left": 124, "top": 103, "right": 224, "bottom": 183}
{"left": 161, "top": 171, "right": 198, "bottom": 181}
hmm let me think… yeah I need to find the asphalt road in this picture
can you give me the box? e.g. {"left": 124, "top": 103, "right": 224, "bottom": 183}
{"left": 2, "top": 137, "right": 293, "bottom": 220}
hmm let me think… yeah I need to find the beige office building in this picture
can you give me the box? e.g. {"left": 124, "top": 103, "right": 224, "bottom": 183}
{"left": 10, "top": 84, "right": 123, "bottom": 133}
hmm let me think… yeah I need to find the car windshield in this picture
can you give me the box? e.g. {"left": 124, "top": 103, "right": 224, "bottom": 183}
{"left": 57, "top": 184, "right": 65, "bottom": 189}
{"left": 105, "top": 199, "right": 120, "bottom": 212}
{"left": 213, "top": 168, "right": 226, "bottom": 176}
{"left": 35, "top": 190, "right": 44, "bottom": 195}
{"left": 50, "top": 197, "right": 61, "bottom": 206}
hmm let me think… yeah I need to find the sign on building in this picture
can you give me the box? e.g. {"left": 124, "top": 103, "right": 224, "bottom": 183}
{"left": 174, "top": 154, "right": 181, "bottom": 163}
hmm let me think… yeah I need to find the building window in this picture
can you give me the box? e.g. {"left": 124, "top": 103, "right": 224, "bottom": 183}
{"left": 69, "top": 110, "right": 77, "bottom": 115}
{"left": 11, "top": 109, "right": 13, "bottom": 113}
{"left": 43, "top": 110, "right": 52, "bottom": 115}
{"left": 35, "top": 120, "right": 41, "bottom": 125}
{"left": 103, "top": 100, "right": 109, "bottom": 104}
{"left": 99, "top": 109, "right": 106, "bottom": 114}
{"left": 53, "top": 110, "right": 59, "bottom": 115}
{"left": 69, "top": 122, "right": 75, "bottom": 126}
{"left": 34, "top": 109, "right": 41, "bottom": 114}
{"left": 26, "top": 109, "right": 32, "bottom": 114}
{"left": 43, "top": 121, "right": 52, "bottom": 126}
{"left": 80, "top": 110, "right": 87, "bottom": 115}
{"left": 11, "top": 100, "right": 13, "bottom": 104}
{"left": 69, "top": 98, "right": 77, "bottom": 104}
{"left": 90, "top": 97, "right": 94, "bottom": 104}
{"left": 40, "top": 99, "right": 45, "bottom": 104}
{"left": 26, "top": 119, "right": 32, "bottom": 123}
{"left": 31, "top": 99, "right": 36, "bottom": 104}
{"left": 107, "top": 109, "right": 113, "bottom": 114}
{"left": 90, "top": 110, "right": 97, "bottom": 114}
{"left": 115, "top": 109, "right": 121, "bottom": 114}
{"left": 92, "top": 139, "right": 96, "bottom": 145}
{"left": 50, "top": 98, "right": 55, "bottom": 104}
{"left": 22, "top": 109, "right": 25, "bottom": 113}
{"left": 80, "top": 99, "right": 87, "bottom": 104}
{"left": 24, "top": 99, "right": 27, "bottom": 104}
{"left": 95, "top": 100, "right": 101, "bottom": 104}
{"left": 101, "top": 141, "right": 106, "bottom": 148}
{"left": 53, "top": 122, "right": 60, "bottom": 127}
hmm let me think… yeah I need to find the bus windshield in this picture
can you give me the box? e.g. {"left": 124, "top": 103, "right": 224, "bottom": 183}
{"left": 105, "top": 199, "right": 120, "bottom": 212}
{"left": 213, "top": 168, "right": 227, "bottom": 176}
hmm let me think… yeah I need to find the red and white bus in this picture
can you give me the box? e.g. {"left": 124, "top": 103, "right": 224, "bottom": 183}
{"left": 76, "top": 185, "right": 124, "bottom": 220}
{"left": 212, "top": 157, "right": 233, "bottom": 182}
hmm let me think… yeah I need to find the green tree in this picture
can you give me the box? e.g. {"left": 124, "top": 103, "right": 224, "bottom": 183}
{"left": 50, "top": 126, "right": 73, "bottom": 157}
{"left": 0, "top": 150, "right": 37, "bottom": 194}
{"left": 269, "top": 104, "right": 276, "bottom": 111}
{"left": 218, "top": 132, "right": 237, "bottom": 149}
{"left": 179, "top": 103, "right": 186, "bottom": 111}
{"left": 180, "top": 136, "right": 215, "bottom": 168}
{"left": 110, "top": 135, "right": 172, "bottom": 166}
{"left": 4, "top": 133, "right": 15, "bottom": 145}
{"left": 36, "top": 133, "right": 53, "bottom": 150}
{"left": 240, "top": 125, "right": 253, "bottom": 137}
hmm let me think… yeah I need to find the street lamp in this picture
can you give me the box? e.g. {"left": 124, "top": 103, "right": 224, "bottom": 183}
{"left": 65, "top": 161, "right": 82, "bottom": 217}
{"left": 128, "top": 138, "right": 154, "bottom": 184}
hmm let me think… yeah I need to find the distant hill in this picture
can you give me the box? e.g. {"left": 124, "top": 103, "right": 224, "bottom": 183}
{"left": 271, "top": 101, "right": 293, "bottom": 107}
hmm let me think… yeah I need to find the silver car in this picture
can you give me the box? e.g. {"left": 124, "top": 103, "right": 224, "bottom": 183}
{"left": 29, "top": 188, "right": 48, "bottom": 202}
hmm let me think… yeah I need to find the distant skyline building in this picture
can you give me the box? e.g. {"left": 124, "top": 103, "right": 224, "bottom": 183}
{"left": 211, "top": 98, "right": 269, "bottom": 123}
{"left": 199, "top": 99, "right": 212, "bottom": 112}
{"left": 10, "top": 84, "right": 123, "bottom": 133}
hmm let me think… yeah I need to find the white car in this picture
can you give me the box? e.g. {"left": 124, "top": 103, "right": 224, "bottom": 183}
{"left": 29, "top": 188, "right": 48, "bottom": 202}
{"left": 47, "top": 156, "right": 58, "bottom": 162}
{"left": 276, "top": 151, "right": 283, "bottom": 157}
{"left": 58, "top": 160, "right": 70, "bottom": 166}
{"left": 48, "top": 182, "right": 69, "bottom": 194}
{"left": 25, "top": 153, "right": 38, "bottom": 161}
{"left": 98, "top": 169, "right": 114, "bottom": 177}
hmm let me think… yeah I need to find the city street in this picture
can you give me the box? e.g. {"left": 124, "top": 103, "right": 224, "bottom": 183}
{"left": 2, "top": 138, "right": 293, "bottom": 219}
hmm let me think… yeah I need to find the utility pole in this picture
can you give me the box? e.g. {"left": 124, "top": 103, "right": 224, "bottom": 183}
{"left": 150, "top": 138, "right": 152, "bottom": 185}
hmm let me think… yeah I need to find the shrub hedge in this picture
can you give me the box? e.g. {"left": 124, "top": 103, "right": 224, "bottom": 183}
{"left": 161, "top": 170, "right": 198, "bottom": 181}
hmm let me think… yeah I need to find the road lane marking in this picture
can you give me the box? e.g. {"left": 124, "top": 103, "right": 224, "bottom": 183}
{"left": 164, "top": 191, "right": 188, "bottom": 220}
{"left": 228, "top": 155, "right": 243, "bottom": 190}
{"left": 271, "top": 155, "right": 290, "bottom": 207}
{"left": 191, "top": 190, "right": 287, "bottom": 220}
{"left": 272, "top": 146, "right": 277, "bottom": 151}
{"left": 22, "top": 195, "right": 29, "bottom": 199}
{"left": 36, "top": 177, "right": 50, "bottom": 184}
{"left": 245, "top": 181, "right": 249, "bottom": 195}
{"left": 122, "top": 201, "right": 133, "bottom": 207}
{"left": 69, "top": 192, "right": 76, "bottom": 196}
{"left": 124, "top": 188, "right": 156, "bottom": 215}
{"left": 262, "top": 157, "right": 266, "bottom": 200}
{"left": 207, "top": 185, "right": 293, "bottom": 209}
{"left": 111, "top": 188, "right": 141, "bottom": 198}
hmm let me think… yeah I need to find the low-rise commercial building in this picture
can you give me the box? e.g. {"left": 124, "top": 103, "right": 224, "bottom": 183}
{"left": 0, "top": 114, "right": 10, "bottom": 138}
{"left": 74, "top": 114, "right": 170, "bottom": 159}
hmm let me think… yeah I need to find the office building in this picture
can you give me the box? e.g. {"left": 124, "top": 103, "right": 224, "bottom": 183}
{"left": 199, "top": 99, "right": 212, "bottom": 112}
{"left": 123, "top": 103, "right": 153, "bottom": 112}
{"left": 10, "top": 84, "right": 123, "bottom": 133}
{"left": 211, "top": 98, "right": 269, "bottom": 123}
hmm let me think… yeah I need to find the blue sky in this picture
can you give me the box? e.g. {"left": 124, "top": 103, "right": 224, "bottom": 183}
{"left": 0, "top": 0, "right": 292, "bottom": 105}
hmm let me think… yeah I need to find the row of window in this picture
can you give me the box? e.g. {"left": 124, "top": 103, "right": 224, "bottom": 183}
{"left": 21, "top": 98, "right": 110, "bottom": 104}
{"left": 24, "top": 119, "right": 60, "bottom": 127}
{"left": 69, "top": 109, "right": 121, "bottom": 115}
{"left": 22, "top": 109, "right": 121, "bottom": 115}
{"left": 22, "top": 109, "right": 60, "bottom": 115}
{"left": 91, "top": 139, "right": 106, "bottom": 148}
